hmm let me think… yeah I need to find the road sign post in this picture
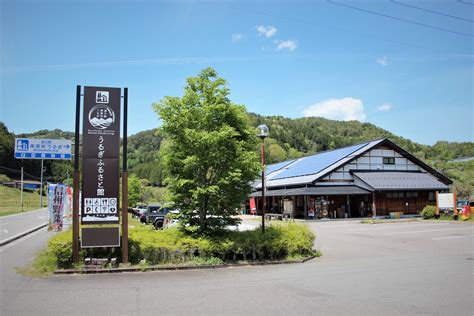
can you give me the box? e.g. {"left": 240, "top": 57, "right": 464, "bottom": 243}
{"left": 39, "top": 159, "right": 44, "bottom": 208}
{"left": 14, "top": 138, "right": 72, "bottom": 215}
{"left": 20, "top": 166, "right": 24, "bottom": 211}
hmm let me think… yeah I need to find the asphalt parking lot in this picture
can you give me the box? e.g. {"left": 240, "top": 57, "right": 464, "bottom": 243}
{"left": 1, "top": 219, "right": 473, "bottom": 315}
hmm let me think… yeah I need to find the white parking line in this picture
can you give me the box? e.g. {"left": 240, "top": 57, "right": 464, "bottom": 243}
{"left": 432, "top": 235, "right": 474, "bottom": 240}
{"left": 318, "top": 223, "right": 361, "bottom": 228}
{"left": 349, "top": 223, "right": 446, "bottom": 231}
{"left": 384, "top": 227, "right": 474, "bottom": 235}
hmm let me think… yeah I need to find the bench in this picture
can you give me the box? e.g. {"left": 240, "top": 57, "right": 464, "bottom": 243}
{"left": 265, "top": 213, "right": 283, "bottom": 220}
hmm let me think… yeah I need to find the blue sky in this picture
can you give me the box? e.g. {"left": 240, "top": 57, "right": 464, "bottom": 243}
{"left": 1, "top": 0, "right": 472, "bottom": 145}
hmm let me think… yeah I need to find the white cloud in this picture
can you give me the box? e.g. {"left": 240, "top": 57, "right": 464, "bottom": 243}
{"left": 256, "top": 25, "right": 277, "bottom": 38}
{"left": 376, "top": 56, "right": 389, "bottom": 66}
{"left": 275, "top": 40, "right": 298, "bottom": 52}
{"left": 377, "top": 104, "right": 392, "bottom": 112}
{"left": 232, "top": 33, "right": 243, "bottom": 42}
{"left": 303, "top": 98, "right": 367, "bottom": 121}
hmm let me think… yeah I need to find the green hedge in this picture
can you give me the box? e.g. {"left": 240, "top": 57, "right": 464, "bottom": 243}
{"left": 46, "top": 222, "right": 316, "bottom": 269}
{"left": 128, "top": 222, "right": 316, "bottom": 265}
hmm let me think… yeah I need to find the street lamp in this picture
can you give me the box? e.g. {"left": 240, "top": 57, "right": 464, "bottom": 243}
{"left": 257, "top": 124, "right": 269, "bottom": 233}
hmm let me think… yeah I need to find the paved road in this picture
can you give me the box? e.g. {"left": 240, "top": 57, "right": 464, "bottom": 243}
{"left": 1, "top": 220, "right": 473, "bottom": 315}
{"left": 0, "top": 208, "right": 48, "bottom": 243}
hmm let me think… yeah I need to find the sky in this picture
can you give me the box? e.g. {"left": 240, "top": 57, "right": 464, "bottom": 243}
{"left": 1, "top": 0, "right": 473, "bottom": 145}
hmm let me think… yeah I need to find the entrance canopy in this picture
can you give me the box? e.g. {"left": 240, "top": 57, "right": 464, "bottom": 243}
{"left": 250, "top": 185, "right": 370, "bottom": 197}
{"left": 352, "top": 171, "right": 449, "bottom": 191}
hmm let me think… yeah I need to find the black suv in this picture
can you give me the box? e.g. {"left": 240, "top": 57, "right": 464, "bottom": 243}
{"left": 144, "top": 203, "right": 172, "bottom": 229}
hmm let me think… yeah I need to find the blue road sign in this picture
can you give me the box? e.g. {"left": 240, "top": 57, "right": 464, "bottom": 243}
{"left": 14, "top": 138, "right": 72, "bottom": 160}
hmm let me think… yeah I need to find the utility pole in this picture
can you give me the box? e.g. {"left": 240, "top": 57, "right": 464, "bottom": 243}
{"left": 39, "top": 159, "right": 44, "bottom": 207}
{"left": 121, "top": 87, "right": 129, "bottom": 264}
{"left": 72, "top": 85, "right": 81, "bottom": 264}
{"left": 20, "top": 166, "right": 24, "bottom": 211}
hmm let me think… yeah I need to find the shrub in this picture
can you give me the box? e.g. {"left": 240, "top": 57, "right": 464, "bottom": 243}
{"left": 48, "top": 229, "right": 73, "bottom": 269}
{"left": 128, "top": 222, "right": 315, "bottom": 264}
{"left": 0, "top": 174, "right": 11, "bottom": 183}
{"left": 421, "top": 205, "right": 437, "bottom": 219}
{"left": 42, "top": 220, "right": 316, "bottom": 270}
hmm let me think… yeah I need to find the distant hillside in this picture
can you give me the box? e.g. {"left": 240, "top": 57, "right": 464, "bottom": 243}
{"left": 248, "top": 113, "right": 474, "bottom": 162}
{"left": 1, "top": 115, "right": 473, "bottom": 196}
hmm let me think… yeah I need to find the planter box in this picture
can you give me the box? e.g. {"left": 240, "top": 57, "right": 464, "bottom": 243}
{"left": 389, "top": 212, "right": 403, "bottom": 219}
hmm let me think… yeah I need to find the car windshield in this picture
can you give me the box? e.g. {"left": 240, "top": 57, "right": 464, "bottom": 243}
{"left": 148, "top": 206, "right": 161, "bottom": 214}
{"left": 457, "top": 201, "right": 467, "bottom": 207}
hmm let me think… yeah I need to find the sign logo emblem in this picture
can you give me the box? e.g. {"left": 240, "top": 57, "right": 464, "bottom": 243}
{"left": 88, "top": 104, "right": 115, "bottom": 129}
{"left": 96, "top": 91, "right": 109, "bottom": 104}
{"left": 16, "top": 139, "right": 29, "bottom": 151}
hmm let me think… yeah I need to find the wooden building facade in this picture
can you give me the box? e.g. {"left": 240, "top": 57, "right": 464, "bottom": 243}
{"left": 250, "top": 139, "right": 451, "bottom": 219}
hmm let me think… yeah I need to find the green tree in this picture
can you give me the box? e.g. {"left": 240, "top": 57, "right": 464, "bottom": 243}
{"left": 128, "top": 174, "right": 144, "bottom": 206}
{"left": 0, "top": 122, "right": 15, "bottom": 168}
{"left": 153, "top": 68, "right": 260, "bottom": 235}
{"left": 267, "top": 143, "right": 287, "bottom": 163}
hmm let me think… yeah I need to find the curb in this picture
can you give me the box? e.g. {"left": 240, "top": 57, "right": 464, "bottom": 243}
{"left": 54, "top": 255, "right": 317, "bottom": 275}
{"left": 0, "top": 223, "right": 48, "bottom": 246}
{"left": 0, "top": 208, "right": 47, "bottom": 219}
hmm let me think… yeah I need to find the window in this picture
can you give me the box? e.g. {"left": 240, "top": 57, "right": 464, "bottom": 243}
{"left": 387, "top": 192, "right": 404, "bottom": 198}
{"left": 428, "top": 192, "right": 436, "bottom": 202}
{"left": 383, "top": 157, "right": 395, "bottom": 164}
{"left": 406, "top": 192, "right": 418, "bottom": 198}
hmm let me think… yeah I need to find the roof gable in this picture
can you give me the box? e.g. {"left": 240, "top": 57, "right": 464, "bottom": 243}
{"left": 256, "top": 138, "right": 452, "bottom": 189}
{"left": 269, "top": 142, "right": 369, "bottom": 180}
{"left": 256, "top": 139, "right": 385, "bottom": 188}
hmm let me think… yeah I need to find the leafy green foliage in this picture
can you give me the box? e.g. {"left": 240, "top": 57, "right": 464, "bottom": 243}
{"left": 0, "top": 174, "right": 10, "bottom": 183}
{"left": 153, "top": 68, "right": 260, "bottom": 234}
{"left": 421, "top": 205, "right": 437, "bottom": 219}
{"left": 128, "top": 221, "right": 316, "bottom": 265}
{"left": 47, "top": 229, "right": 74, "bottom": 269}
{"left": 128, "top": 129, "right": 164, "bottom": 185}
{"left": 0, "top": 122, "right": 14, "bottom": 168}
{"left": 430, "top": 160, "right": 474, "bottom": 198}
{"left": 128, "top": 174, "right": 144, "bottom": 206}
{"left": 33, "top": 219, "right": 315, "bottom": 272}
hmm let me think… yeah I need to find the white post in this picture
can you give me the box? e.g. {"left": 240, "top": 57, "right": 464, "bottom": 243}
{"left": 20, "top": 166, "right": 24, "bottom": 211}
{"left": 39, "top": 159, "right": 44, "bottom": 208}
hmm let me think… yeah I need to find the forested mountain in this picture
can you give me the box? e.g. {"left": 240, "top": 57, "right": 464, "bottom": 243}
{"left": 128, "top": 129, "right": 163, "bottom": 185}
{"left": 1, "top": 114, "right": 473, "bottom": 196}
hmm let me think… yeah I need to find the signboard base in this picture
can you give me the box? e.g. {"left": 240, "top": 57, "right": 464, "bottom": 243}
{"left": 81, "top": 227, "right": 120, "bottom": 248}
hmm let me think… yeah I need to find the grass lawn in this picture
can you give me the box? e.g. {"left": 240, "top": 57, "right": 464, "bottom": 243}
{"left": 0, "top": 185, "right": 46, "bottom": 216}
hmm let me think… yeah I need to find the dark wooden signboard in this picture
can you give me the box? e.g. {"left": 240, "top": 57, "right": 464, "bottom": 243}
{"left": 81, "top": 87, "right": 121, "bottom": 224}
{"left": 81, "top": 227, "right": 120, "bottom": 248}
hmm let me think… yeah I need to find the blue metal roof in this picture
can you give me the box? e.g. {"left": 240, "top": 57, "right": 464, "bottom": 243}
{"left": 265, "top": 159, "right": 296, "bottom": 175}
{"left": 269, "top": 142, "right": 369, "bottom": 180}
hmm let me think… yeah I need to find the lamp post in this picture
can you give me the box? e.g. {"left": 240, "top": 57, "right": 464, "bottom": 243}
{"left": 257, "top": 124, "right": 269, "bottom": 234}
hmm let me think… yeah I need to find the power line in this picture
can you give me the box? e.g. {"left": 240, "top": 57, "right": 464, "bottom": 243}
{"left": 327, "top": 0, "right": 473, "bottom": 37}
{"left": 0, "top": 165, "right": 41, "bottom": 180}
{"left": 391, "top": 0, "right": 473, "bottom": 23}
{"left": 457, "top": 0, "right": 474, "bottom": 6}
{"left": 223, "top": 2, "right": 468, "bottom": 56}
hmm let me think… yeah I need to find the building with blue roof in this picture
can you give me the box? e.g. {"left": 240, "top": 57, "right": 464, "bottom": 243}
{"left": 250, "top": 138, "right": 451, "bottom": 219}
